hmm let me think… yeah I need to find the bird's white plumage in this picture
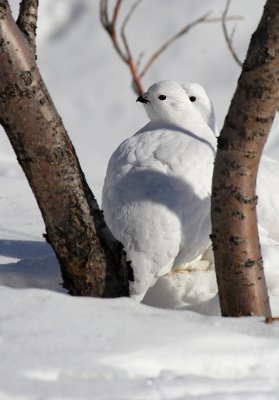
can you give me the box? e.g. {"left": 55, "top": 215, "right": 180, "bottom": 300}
{"left": 102, "top": 81, "right": 216, "bottom": 301}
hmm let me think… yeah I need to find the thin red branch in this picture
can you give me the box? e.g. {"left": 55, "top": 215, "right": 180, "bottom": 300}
{"left": 120, "top": 0, "right": 144, "bottom": 95}
{"left": 128, "top": 59, "right": 144, "bottom": 95}
{"left": 100, "top": 0, "right": 127, "bottom": 62}
{"left": 111, "top": 0, "right": 122, "bottom": 27}
{"left": 100, "top": 0, "right": 143, "bottom": 94}
{"left": 121, "top": 31, "right": 143, "bottom": 94}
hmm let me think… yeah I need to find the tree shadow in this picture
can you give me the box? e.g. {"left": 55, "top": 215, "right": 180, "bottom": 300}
{"left": 0, "top": 239, "right": 64, "bottom": 293}
{"left": 0, "top": 239, "right": 53, "bottom": 259}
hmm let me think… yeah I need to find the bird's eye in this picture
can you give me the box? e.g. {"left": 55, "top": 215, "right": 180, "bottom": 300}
{"left": 189, "top": 96, "right": 196, "bottom": 102}
{"left": 158, "top": 95, "right": 166, "bottom": 100}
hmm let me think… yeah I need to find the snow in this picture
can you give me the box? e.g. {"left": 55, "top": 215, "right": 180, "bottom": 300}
{"left": 0, "top": 287, "right": 278, "bottom": 400}
{"left": 1, "top": 1, "right": 279, "bottom": 399}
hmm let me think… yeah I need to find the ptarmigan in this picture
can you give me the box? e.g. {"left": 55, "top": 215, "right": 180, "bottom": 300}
{"left": 102, "top": 81, "right": 217, "bottom": 301}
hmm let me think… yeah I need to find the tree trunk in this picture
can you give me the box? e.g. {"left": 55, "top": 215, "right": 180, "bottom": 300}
{"left": 0, "top": 1, "right": 130, "bottom": 297}
{"left": 211, "top": 0, "right": 279, "bottom": 316}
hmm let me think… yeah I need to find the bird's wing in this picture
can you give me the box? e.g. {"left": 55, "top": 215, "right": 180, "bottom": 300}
{"left": 102, "top": 129, "right": 182, "bottom": 300}
{"left": 102, "top": 124, "right": 214, "bottom": 300}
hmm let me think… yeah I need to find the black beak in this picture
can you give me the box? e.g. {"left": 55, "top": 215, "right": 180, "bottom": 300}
{"left": 136, "top": 95, "right": 150, "bottom": 104}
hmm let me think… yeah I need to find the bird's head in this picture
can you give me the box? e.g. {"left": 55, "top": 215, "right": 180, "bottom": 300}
{"left": 137, "top": 80, "right": 191, "bottom": 125}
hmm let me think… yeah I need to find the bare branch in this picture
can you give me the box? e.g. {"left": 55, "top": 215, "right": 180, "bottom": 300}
{"left": 121, "top": 0, "right": 142, "bottom": 33}
{"left": 100, "top": 1, "right": 242, "bottom": 94}
{"left": 100, "top": 0, "right": 109, "bottom": 27}
{"left": 121, "top": 30, "right": 144, "bottom": 94}
{"left": 222, "top": 0, "right": 243, "bottom": 67}
{"left": 16, "top": 0, "right": 38, "bottom": 54}
{"left": 100, "top": 0, "right": 127, "bottom": 63}
{"left": 136, "top": 50, "right": 145, "bottom": 70}
{"left": 120, "top": 0, "right": 144, "bottom": 95}
{"left": 139, "top": 13, "right": 242, "bottom": 79}
{"left": 112, "top": 0, "right": 122, "bottom": 27}
{"left": 100, "top": 0, "right": 144, "bottom": 95}
{"left": 139, "top": 12, "right": 211, "bottom": 78}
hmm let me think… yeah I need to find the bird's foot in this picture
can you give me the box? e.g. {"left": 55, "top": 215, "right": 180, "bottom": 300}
{"left": 173, "top": 259, "right": 211, "bottom": 273}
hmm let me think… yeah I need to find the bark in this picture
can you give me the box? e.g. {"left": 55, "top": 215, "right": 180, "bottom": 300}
{"left": 16, "top": 0, "right": 38, "bottom": 53}
{"left": 211, "top": 0, "right": 279, "bottom": 316}
{"left": 0, "top": 1, "right": 130, "bottom": 297}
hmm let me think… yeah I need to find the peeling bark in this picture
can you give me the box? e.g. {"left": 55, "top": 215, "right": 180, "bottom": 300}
{"left": 212, "top": 0, "right": 279, "bottom": 316}
{"left": 0, "top": 1, "right": 130, "bottom": 297}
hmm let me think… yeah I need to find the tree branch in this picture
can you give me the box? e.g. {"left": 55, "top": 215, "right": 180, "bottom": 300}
{"left": 139, "top": 11, "right": 211, "bottom": 79}
{"left": 120, "top": 0, "right": 144, "bottom": 94}
{"left": 111, "top": 0, "right": 122, "bottom": 26}
{"left": 100, "top": 0, "right": 144, "bottom": 95}
{"left": 139, "top": 12, "right": 242, "bottom": 79}
{"left": 16, "top": 0, "right": 38, "bottom": 54}
{"left": 100, "top": 0, "right": 127, "bottom": 62}
{"left": 101, "top": 1, "right": 242, "bottom": 95}
{"left": 222, "top": 0, "right": 243, "bottom": 67}
{"left": 211, "top": 0, "right": 279, "bottom": 317}
{"left": 0, "top": 1, "right": 130, "bottom": 297}
{"left": 138, "top": 12, "right": 242, "bottom": 80}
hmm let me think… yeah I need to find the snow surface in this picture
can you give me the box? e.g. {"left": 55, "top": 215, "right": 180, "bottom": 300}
{"left": 1, "top": 1, "right": 279, "bottom": 399}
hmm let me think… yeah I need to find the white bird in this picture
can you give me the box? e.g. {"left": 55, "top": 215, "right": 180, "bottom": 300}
{"left": 102, "top": 81, "right": 217, "bottom": 301}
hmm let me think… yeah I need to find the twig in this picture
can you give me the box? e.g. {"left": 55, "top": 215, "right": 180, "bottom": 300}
{"left": 120, "top": 0, "right": 142, "bottom": 60}
{"left": 111, "top": 0, "right": 122, "bottom": 27}
{"left": 100, "top": 0, "right": 109, "bottom": 26}
{"left": 136, "top": 50, "right": 145, "bottom": 70}
{"left": 100, "top": 0, "right": 127, "bottom": 62}
{"left": 100, "top": 0, "right": 243, "bottom": 95}
{"left": 140, "top": 13, "right": 242, "bottom": 79}
{"left": 100, "top": 0, "right": 144, "bottom": 95}
{"left": 120, "top": 0, "right": 144, "bottom": 94}
{"left": 139, "top": 12, "right": 211, "bottom": 79}
{"left": 16, "top": 0, "right": 38, "bottom": 54}
{"left": 222, "top": 0, "right": 243, "bottom": 67}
